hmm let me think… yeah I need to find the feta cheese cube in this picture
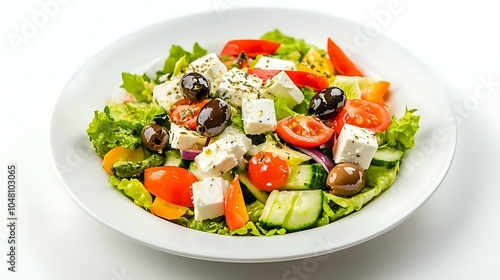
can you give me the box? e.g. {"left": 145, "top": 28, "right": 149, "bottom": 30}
{"left": 195, "top": 142, "right": 239, "bottom": 177}
{"left": 215, "top": 127, "right": 252, "bottom": 158}
{"left": 242, "top": 98, "right": 277, "bottom": 135}
{"left": 194, "top": 126, "right": 252, "bottom": 177}
{"left": 333, "top": 124, "right": 378, "bottom": 170}
{"left": 186, "top": 53, "right": 227, "bottom": 91}
{"left": 216, "top": 68, "right": 262, "bottom": 107}
{"left": 169, "top": 123, "right": 207, "bottom": 150}
{"left": 260, "top": 71, "right": 304, "bottom": 108}
{"left": 254, "top": 56, "right": 297, "bottom": 71}
{"left": 192, "top": 177, "right": 230, "bottom": 221}
{"left": 152, "top": 79, "right": 184, "bottom": 111}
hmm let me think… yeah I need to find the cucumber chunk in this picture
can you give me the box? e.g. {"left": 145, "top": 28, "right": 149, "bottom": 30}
{"left": 163, "top": 150, "right": 183, "bottom": 167}
{"left": 370, "top": 147, "right": 404, "bottom": 169}
{"left": 281, "top": 164, "right": 327, "bottom": 190}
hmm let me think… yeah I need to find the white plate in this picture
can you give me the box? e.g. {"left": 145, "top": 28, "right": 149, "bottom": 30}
{"left": 50, "top": 7, "right": 456, "bottom": 262}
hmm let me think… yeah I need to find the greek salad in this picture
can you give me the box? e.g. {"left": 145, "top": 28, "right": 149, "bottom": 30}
{"left": 86, "top": 29, "right": 420, "bottom": 236}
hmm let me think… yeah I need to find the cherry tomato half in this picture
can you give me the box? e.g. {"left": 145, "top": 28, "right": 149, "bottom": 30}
{"left": 331, "top": 99, "right": 391, "bottom": 135}
{"left": 248, "top": 152, "right": 290, "bottom": 191}
{"left": 276, "top": 115, "right": 334, "bottom": 148}
{"left": 144, "top": 166, "right": 198, "bottom": 207}
{"left": 170, "top": 99, "right": 209, "bottom": 130}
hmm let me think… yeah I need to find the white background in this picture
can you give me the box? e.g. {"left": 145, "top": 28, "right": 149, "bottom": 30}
{"left": 1, "top": 0, "right": 500, "bottom": 279}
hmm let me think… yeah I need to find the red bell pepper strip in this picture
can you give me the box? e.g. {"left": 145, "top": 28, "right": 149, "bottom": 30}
{"left": 327, "top": 37, "right": 363, "bottom": 76}
{"left": 247, "top": 69, "right": 329, "bottom": 92}
{"left": 220, "top": 39, "right": 281, "bottom": 58}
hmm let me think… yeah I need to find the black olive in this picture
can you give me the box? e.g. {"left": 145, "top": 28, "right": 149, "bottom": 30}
{"left": 180, "top": 72, "right": 211, "bottom": 102}
{"left": 308, "top": 87, "right": 346, "bottom": 119}
{"left": 326, "top": 163, "right": 365, "bottom": 197}
{"left": 141, "top": 124, "right": 169, "bottom": 152}
{"left": 196, "top": 98, "right": 231, "bottom": 138}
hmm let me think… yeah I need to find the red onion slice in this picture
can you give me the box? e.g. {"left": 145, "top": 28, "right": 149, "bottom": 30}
{"left": 180, "top": 149, "right": 202, "bottom": 161}
{"left": 295, "top": 146, "right": 335, "bottom": 172}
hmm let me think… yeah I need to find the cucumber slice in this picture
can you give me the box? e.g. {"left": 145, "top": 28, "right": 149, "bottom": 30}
{"left": 281, "top": 164, "right": 327, "bottom": 190}
{"left": 258, "top": 190, "right": 279, "bottom": 225}
{"left": 371, "top": 147, "right": 404, "bottom": 169}
{"left": 238, "top": 172, "right": 269, "bottom": 204}
{"left": 259, "top": 190, "right": 298, "bottom": 228}
{"left": 163, "top": 150, "right": 182, "bottom": 167}
{"left": 259, "top": 190, "right": 324, "bottom": 232}
{"left": 282, "top": 190, "right": 323, "bottom": 232}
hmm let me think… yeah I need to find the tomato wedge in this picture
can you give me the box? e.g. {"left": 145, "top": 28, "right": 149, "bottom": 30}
{"left": 144, "top": 166, "right": 198, "bottom": 207}
{"left": 170, "top": 99, "right": 209, "bottom": 130}
{"left": 248, "top": 152, "right": 290, "bottom": 191}
{"left": 276, "top": 115, "right": 334, "bottom": 148}
{"left": 220, "top": 39, "right": 281, "bottom": 58}
{"left": 327, "top": 37, "right": 363, "bottom": 76}
{"left": 224, "top": 175, "right": 249, "bottom": 231}
{"left": 247, "top": 69, "right": 329, "bottom": 92}
{"left": 331, "top": 99, "right": 391, "bottom": 135}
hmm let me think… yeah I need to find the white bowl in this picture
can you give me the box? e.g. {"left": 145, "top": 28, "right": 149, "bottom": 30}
{"left": 50, "top": 7, "right": 456, "bottom": 262}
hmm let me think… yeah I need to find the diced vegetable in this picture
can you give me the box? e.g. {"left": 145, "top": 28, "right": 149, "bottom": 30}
{"left": 150, "top": 197, "right": 188, "bottom": 220}
{"left": 294, "top": 147, "right": 335, "bottom": 172}
{"left": 282, "top": 190, "right": 323, "bottom": 232}
{"left": 144, "top": 166, "right": 198, "bottom": 207}
{"left": 238, "top": 172, "right": 269, "bottom": 204}
{"left": 281, "top": 164, "right": 328, "bottom": 190}
{"left": 220, "top": 39, "right": 281, "bottom": 57}
{"left": 102, "top": 146, "right": 145, "bottom": 175}
{"left": 259, "top": 190, "right": 323, "bottom": 232}
{"left": 224, "top": 176, "right": 250, "bottom": 231}
{"left": 327, "top": 37, "right": 363, "bottom": 76}
{"left": 248, "top": 152, "right": 290, "bottom": 191}
{"left": 163, "top": 150, "right": 183, "bottom": 167}
{"left": 111, "top": 154, "right": 165, "bottom": 178}
{"left": 254, "top": 136, "right": 311, "bottom": 166}
{"left": 370, "top": 147, "right": 404, "bottom": 169}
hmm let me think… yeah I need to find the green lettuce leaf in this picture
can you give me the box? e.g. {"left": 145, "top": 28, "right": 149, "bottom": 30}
{"left": 120, "top": 73, "right": 155, "bottom": 102}
{"left": 261, "top": 29, "right": 319, "bottom": 63}
{"left": 156, "top": 43, "right": 207, "bottom": 80}
{"left": 293, "top": 87, "right": 317, "bottom": 115}
{"left": 104, "top": 102, "right": 165, "bottom": 132}
{"left": 86, "top": 111, "right": 142, "bottom": 157}
{"left": 108, "top": 176, "right": 152, "bottom": 210}
{"left": 86, "top": 102, "right": 165, "bottom": 157}
{"left": 321, "top": 163, "right": 399, "bottom": 222}
{"left": 274, "top": 97, "right": 297, "bottom": 121}
{"left": 378, "top": 108, "right": 420, "bottom": 151}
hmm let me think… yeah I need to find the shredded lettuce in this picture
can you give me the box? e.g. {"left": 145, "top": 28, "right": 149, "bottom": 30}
{"left": 108, "top": 176, "right": 152, "bottom": 210}
{"left": 378, "top": 108, "right": 420, "bottom": 151}
{"left": 261, "top": 29, "right": 319, "bottom": 63}
{"left": 86, "top": 102, "right": 165, "bottom": 157}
